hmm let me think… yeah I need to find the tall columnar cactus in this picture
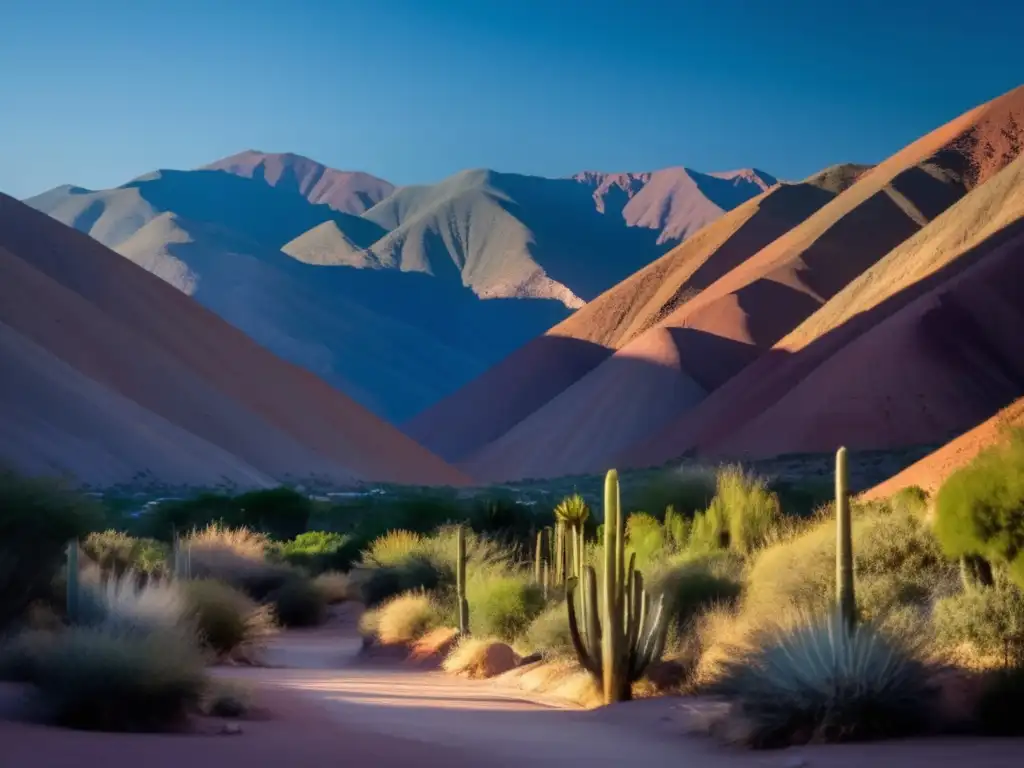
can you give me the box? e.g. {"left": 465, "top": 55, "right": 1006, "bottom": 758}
{"left": 566, "top": 469, "right": 670, "bottom": 704}
{"left": 835, "top": 446, "right": 856, "bottom": 630}
{"left": 66, "top": 539, "right": 80, "bottom": 622}
{"left": 456, "top": 525, "right": 470, "bottom": 635}
{"left": 534, "top": 528, "right": 545, "bottom": 584}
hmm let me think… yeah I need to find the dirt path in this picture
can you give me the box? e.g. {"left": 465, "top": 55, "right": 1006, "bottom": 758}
{"left": 212, "top": 619, "right": 1024, "bottom": 768}
{"left": 4, "top": 612, "right": 1023, "bottom": 767}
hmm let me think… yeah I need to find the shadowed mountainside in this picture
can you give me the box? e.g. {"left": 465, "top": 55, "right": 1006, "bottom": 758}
{"left": 625, "top": 87, "right": 1024, "bottom": 471}
{"left": 27, "top": 155, "right": 772, "bottom": 422}
{"left": 0, "top": 193, "right": 467, "bottom": 488}
{"left": 457, "top": 84, "right": 1024, "bottom": 482}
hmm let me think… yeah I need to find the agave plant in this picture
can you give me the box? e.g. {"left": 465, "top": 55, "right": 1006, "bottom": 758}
{"left": 709, "top": 611, "right": 936, "bottom": 748}
{"left": 553, "top": 493, "right": 591, "bottom": 527}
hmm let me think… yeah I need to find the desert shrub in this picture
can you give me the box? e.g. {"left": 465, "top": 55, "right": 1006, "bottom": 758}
{"left": 358, "top": 526, "right": 513, "bottom": 607}
{"left": 25, "top": 625, "right": 206, "bottom": 731}
{"left": 184, "top": 525, "right": 294, "bottom": 599}
{"left": 276, "top": 531, "right": 352, "bottom": 574}
{"left": 358, "top": 605, "right": 381, "bottom": 639}
{"left": 466, "top": 572, "right": 545, "bottom": 641}
{"left": 442, "top": 636, "right": 519, "bottom": 678}
{"left": 82, "top": 531, "right": 170, "bottom": 581}
{"left": 270, "top": 577, "right": 327, "bottom": 628}
{"left": 182, "top": 579, "right": 274, "bottom": 658}
{"left": 890, "top": 485, "right": 929, "bottom": 515}
{"left": 697, "top": 467, "right": 782, "bottom": 556}
{"left": 375, "top": 592, "right": 444, "bottom": 645}
{"left": 933, "top": 575, "right": 1024, "bottom": 664}
{"left": 626, "top": 512, "right": 667, "bottom": 569}
{"left": 651, "top": 552, "right": 743, "bottom": 631}
{"left": 77, "top": 568, "right": 188, "bottom": 635}
{"left": 664, "top": 505, "right": 691, "bottom": 550}
{"left": 0, "top": 472, "right": 100, "bottom": 630}
{"left": 975, "top": 665, "right": 1024, "bottom": 735}
{"left": 522, "top": 601, "right": 572, "bottom": 657}
{"left": 708, "top": 612, "right": 935, "bottom": 748}
{"left": 364, "top": 529, "right": 429, "bottom": 568}
{"left": 744, "top": 505, "right": 954, "bottom": 628}
{"left": 933, "top": 431, "right": 1024, "bottom": 588}
{"left": 312, "top": 571, "right": 352, "bottom": 604}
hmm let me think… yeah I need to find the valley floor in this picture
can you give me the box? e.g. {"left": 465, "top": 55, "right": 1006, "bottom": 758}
{"left": 2, "top": 613, "right": 1022, "bottom": 767}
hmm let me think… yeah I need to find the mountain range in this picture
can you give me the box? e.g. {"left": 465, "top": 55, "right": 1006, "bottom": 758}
{"left": 25, "top": 154, "right": 774, "bottom": 421}
{"left": 8, "top": 83, "right": 1024, "bottom": 494}
{"left": 411, "top": 83, "right": 1024, "bottom": 485}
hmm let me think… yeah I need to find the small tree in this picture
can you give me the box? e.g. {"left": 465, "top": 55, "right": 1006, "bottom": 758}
{"left": 933, "top": 429, "right": 1024, "bottom": 589}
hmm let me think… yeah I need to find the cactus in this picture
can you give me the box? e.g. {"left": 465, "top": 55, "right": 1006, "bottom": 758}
{"left": 534, "top": 527, "right": 546, "bottom": 584}
{"left": 66, "top": 539, "right": 80, "bottom": 622}
{"left": 566, "top": 469, "right": 670, "bottom": 704}
{"left": 554, "top": 493, "right": 590, "bottom": 585}
{"left": 172, "top": 529, "right": 191, "bottom": 580}
{"left": 835, "top": 446, "right": 856, "bottom": 630}
{"left": 456, "top": 525, "right": 470, "bottom": 635}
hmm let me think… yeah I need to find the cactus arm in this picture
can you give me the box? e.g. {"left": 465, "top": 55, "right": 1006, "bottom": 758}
{"left": 601, "top": 470, "right": 621, "bottom": 704}
{"left": 566, "top": 576, "right": 601, "bottom": 676}
{"left": 582, "top": 565, "right": 602, "bottom": 666}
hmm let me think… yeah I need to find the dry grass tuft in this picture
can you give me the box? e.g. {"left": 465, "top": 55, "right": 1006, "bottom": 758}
{"left": 442, "top": 636, "right": 520, "bottom": 679}
{"left": 376, "top": 592, "right": 444, "bottom": 646}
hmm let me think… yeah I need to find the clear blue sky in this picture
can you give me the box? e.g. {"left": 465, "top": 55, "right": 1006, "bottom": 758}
{"left": 2, "top": 0, "right": 1022, "bottom": 198}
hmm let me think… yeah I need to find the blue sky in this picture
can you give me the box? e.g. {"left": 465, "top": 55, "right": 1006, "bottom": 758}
{"left": 1, "top": 0, "right": 1022, "bottom": 198}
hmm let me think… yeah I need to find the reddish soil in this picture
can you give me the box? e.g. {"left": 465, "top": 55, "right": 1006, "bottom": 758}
{"left": 625, "top": 85, "right": 1024, "bottom": 471}
{"left": 0, "top": 193, "right": 466, "bottom": 487}
{"left": 458, "top": 85, "right": 1024, "bottom": 481}
{"left": 0, "top": 683, "right": 483, "bottom": 768}
{"left": 864, "top": 396, "right": 1024, "bottom": 499}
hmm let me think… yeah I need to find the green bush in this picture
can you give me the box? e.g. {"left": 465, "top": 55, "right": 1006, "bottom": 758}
{"left": 276, "top": 531, "right": 353, "bottom": 573}
{"left": 697, "top": 467, "right": 782, "bottom": 556}
{"left": 626, "top": 512, "right": 667, "bottom": 569}
{"left": 933, "top": 575, "right": 1024, "bottom": 663}
{"left": 24, "top": 625, "right": 206, "bottom": 731}
{"left": 0, "top": 472, "right": 100, "bottom": 631}
{"left": 933, "top": 431, "right": 1024, "bottom": 588}
{"left": 708, "top": 613, "right": 935, "bottom": 748}
{"left": 271, "top": 577, "right": 327, "bottom": 628}
{"left": 183, "top": 579, "right": 273, "bottom": 658}
{"left": 466, "top": 572, "right": 545, "bottom": 641}
{"left": 522, "top": 601, "right": 572, "bottom": 657}
{"left": 651, "top": 553, "right": 743, "bottom": 630}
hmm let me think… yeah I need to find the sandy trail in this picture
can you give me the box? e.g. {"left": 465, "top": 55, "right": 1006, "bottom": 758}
{"left": 210, "top": 620, "right": 1024, "bottom": 768}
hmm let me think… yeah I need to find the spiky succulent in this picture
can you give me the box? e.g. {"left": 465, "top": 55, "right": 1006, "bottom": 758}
{"left": 553, "top": 494, "right": 590, "bottom": 527}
